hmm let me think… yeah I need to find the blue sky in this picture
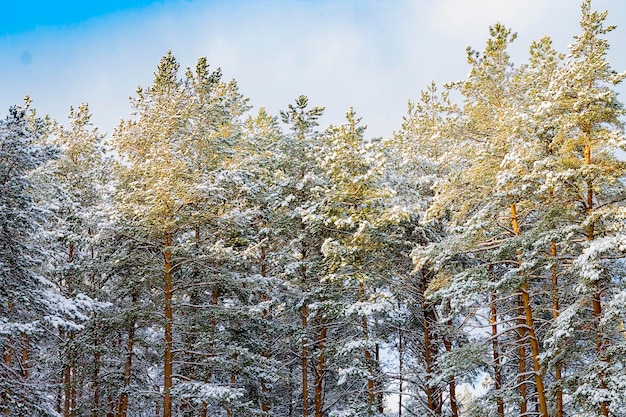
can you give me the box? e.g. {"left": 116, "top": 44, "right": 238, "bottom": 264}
{"left": 0, "top": 1, "right": 166, "bottom": 34}
{"left": 1, "top": 0, "right": 625, "bottom": 139}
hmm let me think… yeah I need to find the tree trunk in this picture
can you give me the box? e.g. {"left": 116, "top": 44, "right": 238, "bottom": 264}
{"left": 57, "top": 383, "right": 63, "bottom": 415}
{"left": 163, "top": 230, "right": 174, "bottom": 417}
{"left": 93, "top": 319, "right": 101, "bottom": 417}
{"left": 551, "top": 241, "right": 564, "bottom": 417}
{"left": 510, "top": 203, "right": 548, "bottom": 417}
{"left": 517, "top": 297, "right": 528, "bottom": 416}
{"left": 64, "top": 341, "right": 72, "bottom": 417}
{"left": 489, "top": 289, "right": 504, "bottom": 417}
{"left": 398, "top": 326, "right": 403, "bottom": 417}
{"left": 2, "top": 304, "right": 11, "bottom": 416}
{"left": 360, "top": 282, "right": 376, "bottom": 414}
{"left": 421, "top": 271, "right": 439, "bottom": 416}
{"left": 260, "top": 242, "right": 271, "bottom": 415}
{"left": 301, "top": 304, "right": 310, "bottom": 417}
{"left": 443, "top": 324, "right": 458, "bottom": 417}
{"left": 520, "top": 283, "right": 548, "bottom": 417}
{"left": 301, "top": 235, "right": 310, "bottom": 417}
{"left": 375, "top": 343, "right": 384, "bottom": 414}
{"left": 118, "top": 292, "right": 138, "bottom": 417}
{"left": 21, "top": 335, "right": 29, "bottom": 379}
{"left": 227, "top": 351, "right": 238, "bottom": 417}
{"left": 71, "top": 362, "right": 77, "bottom": 417}
{"left": 314, "top": 321, "right": 327, "bottom": 417}
{"left": 583, "top": 141, "right": 609, "bottom": 417}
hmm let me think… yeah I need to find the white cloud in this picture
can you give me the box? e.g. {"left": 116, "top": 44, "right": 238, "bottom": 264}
{"left": 0, "top": 0, "right": 624, "bottom": 140}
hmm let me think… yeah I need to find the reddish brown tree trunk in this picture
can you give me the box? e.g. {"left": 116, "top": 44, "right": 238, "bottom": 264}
{"left": 583, "top": 141, "right": 609, "bottom": 417}
{"left": 314, "top": 321, "right": 327, "bottom": 417}
{"left": 260, "top": 242, "right": 271, "bottom": 415}
{"left": 118, "top": 292, "right": 138, "bottom": 417}
{"left": 359, "top": 281, "right": 377, "bottom": 414}
{"left": 423, "top": 313, "right": 437, "bottom": 414}
{"left": 421, "top": 272, "right": 438, "bottom": 416}
{"left": 21, "top": 335, "right": 29, "bottom": 379}
{"left": 93, "top": 319, "right": 101, "bottom": 417}
{"left": 551, "top": 241, "right": 564, "bottom": 417}
{"left": 163, "top": 230, "right": 174, "bottom": 417}
{"left": 375, "top": 343, "right": 384, "bottom": 414}
{"left": 71, "top": 363, "right": 77, "bottom": 417}
{"left": 3, "top": 305, "right": 12, "bottom": 416}
{"left": 490, "top": 289, "right": 504, "bottom": 417}
{"left": 301, "top": 304, "right": 310, "bottom": 417}
{"left": 510, "top": 203, "right": 548, "bottom": 417}
{"left": 300, "top": 236, "right": 310, "bottom": 417}
{"left": 443, "top": 326, "right": 458, "bottom": 417}
{"left": 398, "top": 327, "right": 404, "bottom": 417}
{"left": 64, "top": 346, "right": 72, "bottom": 417}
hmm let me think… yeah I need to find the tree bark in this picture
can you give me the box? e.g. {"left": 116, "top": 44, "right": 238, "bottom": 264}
{"left": 510, "top": 203, "right": 548, "bottom": 417}
{"left": 93, "top": 318, "right": 101, "bottom": 417}
{"left": 260, "top": 242, "right": 271, "bottom": 415}
{"left": 517, "top": 297, "right": 528, "bottom": 416}
{"left": 360, "top": 282, "right": 376, "bottom": 414}
{"left": 421, "top": 271, "right": 439, "bottom": 416}
{"left": 118, "top": 292, "right": 137, "bottom": 417}
{"left": 71, "top": 362, "right": 77, "bottom": 417}
{"left": 64, "top": 340, "right": 72, "bottom": 417}
{"left": 163, "top": 230, "right": 174, "bottom": 417}
{"left": 301, "top": 304, "right": 310, "bottom": 417}
{"left": 300, "top": 235, "right": 310, "bottom": 417}
{"left": 2, "top": 302, "right": 12, "bottom": 416}
{"left": 584, "top": 141, "right": 609, "bottom": 417}
{"left": 551, "top": 241, "right": 564, "bottom": 417}
{"left": 443, "top": 324, "right": 458, "bottom": 417}
{"left": 21, "top": 335, "right": 29, "bottom": 379}
{"left": 314, "top": 321, "right": 327, "bottom": 417}
{"left": 489, "top": 289, "right": 504, "bottom": 417}
{"left": 398, "top": 326, "right": 403, "bottom": 417}
{"left": 375, "top": 343, "right": 384, "bottom": 414}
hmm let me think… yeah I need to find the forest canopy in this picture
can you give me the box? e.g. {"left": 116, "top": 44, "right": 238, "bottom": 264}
{"left": 1, "top": 1, "right": 626, "bottom": 417}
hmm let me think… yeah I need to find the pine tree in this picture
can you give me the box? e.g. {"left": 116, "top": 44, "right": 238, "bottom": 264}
{"left": 35, "top": 103, "right": 110, "bottom": 417}
{"left": 0, "top": 103, "right": 82, "bottom": 416}
{"left": 111, "top": 51, "right": 197, "bottom": 417}
{"left": 540, "top": 1, "right": 626, "bottom": 414}
{"left": 278, "top": 95, "right": 325, "bottom": 417}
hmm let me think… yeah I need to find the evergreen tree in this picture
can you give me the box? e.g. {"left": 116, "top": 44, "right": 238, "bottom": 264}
{"left": 0, "top": 103, "right": 81, "bottom": 416}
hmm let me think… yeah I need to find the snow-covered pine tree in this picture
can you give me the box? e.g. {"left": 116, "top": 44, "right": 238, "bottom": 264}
{"left": 389, "top": 83, "right": 463, "bottom": 417}
{"left": 417, "top": 23, "right": 553, "bottom": 417}
{"left": 312, "top": 108, "right": 393, "bottom": 416}
{"left": 277, "top": 95, "right": 326, "bottom": 417}
{"left": 111, "top": 51, "right": 198, "bottom": 417}
{"left": 34, "top": 103, "right": 111, "bottom": 417}
{"left": 539, "top": 1, "right": 626, "bottom": 415}
{"left": 0, "top": 103, "right": 84, "bottom": 416}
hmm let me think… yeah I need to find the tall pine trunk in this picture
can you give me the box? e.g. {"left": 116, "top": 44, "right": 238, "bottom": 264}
{"left": 92, "top": 319, "right": 101, "bottom": 417}
{"left": 489, "top": 288, "right": 504, "bottom": 417}
{"left": 421, "top": 271, "right": 439, "bottom": 416}
{"left": 300, "top": 234, "right": 310, "bottom": 417}
{"left": 118, "top": 292, "right": 137, "bottom": 417}
{"left": 163, "top": 230, "right": 174, "bottom": 417}
{"left": 359, "top": 282, "right": 376, "bottom": 414}
{"left": 551, "top": 241, "right": 564, "bottom": 417}
{"left": 397, "top": 325, "right": 403, "bottom": 417}
{"left": 314, "top": 321, "right": 327, "bottom": 417}
{"left": 443, "top": 322, "right": 458, "bottom": 417}
{"left": 301, "top": 304, "right": 310, "bottom": 417}
{"left": 510, "top": 203, "right": 548, "bottom": 417}
{"left": 583, "top": 140, "right": 609, "bottom": 417}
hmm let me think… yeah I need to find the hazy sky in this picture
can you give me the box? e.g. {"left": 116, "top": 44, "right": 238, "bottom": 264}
{"left": 1, "top": 0, "right": 625, "bottom": 139}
